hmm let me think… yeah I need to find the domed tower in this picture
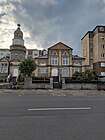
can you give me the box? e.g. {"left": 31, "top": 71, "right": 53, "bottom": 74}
{"left": 10, "top": 24, "right": 26, "bottom": 61}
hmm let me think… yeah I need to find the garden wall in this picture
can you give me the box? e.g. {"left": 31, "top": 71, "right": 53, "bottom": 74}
{"left": 62, "top": 78, "right": 97, "bottom": 90}
{"left": 22, "top": 77, "right": 53, "bottom": 89}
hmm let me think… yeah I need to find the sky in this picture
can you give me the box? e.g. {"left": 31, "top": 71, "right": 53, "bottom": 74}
{"left": 0, "top": 0, "right": 105, "bottom": 55}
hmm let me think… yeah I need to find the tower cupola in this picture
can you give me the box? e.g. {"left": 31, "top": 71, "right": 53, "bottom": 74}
{"left": 12, "top": 24, "right": 24, "bottom": 46}
{"left": 10, "top": 24, "right": 26, "bottom": 61}
{"left": 14, "top": 24, "right": 23, "bottom": 38}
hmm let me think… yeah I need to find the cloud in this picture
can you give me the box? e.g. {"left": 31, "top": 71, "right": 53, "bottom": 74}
{"left": 33, "top": 0, "right": 58, "bottom": 6}
{"left": 0, "top": 0, "right": 105, "bottom": 55}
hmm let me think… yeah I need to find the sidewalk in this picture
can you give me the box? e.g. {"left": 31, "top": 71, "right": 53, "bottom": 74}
{"left": 0, "top": 89, "right": 105, "bottom": 96}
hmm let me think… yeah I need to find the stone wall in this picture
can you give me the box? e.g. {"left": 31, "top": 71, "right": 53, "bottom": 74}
{"left": 62, "top": 78, "right": 97, "bottom": 90}
{"left": 23, "top": 77, "right": 53, "bottom": 89}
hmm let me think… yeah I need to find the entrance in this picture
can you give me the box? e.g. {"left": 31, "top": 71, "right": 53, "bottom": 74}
{"left": 51, "top": 68, "right": 62, "bottom": 89}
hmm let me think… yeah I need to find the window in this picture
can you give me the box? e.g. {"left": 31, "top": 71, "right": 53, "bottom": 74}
{"left": 4, "top": 68, "right": 8, "bottom": 73}
{"left": 101, "top": 72, "right": 105, "bottom": 76}
{"left": 101, "top": 63, "right": 105, "bottom": 67}
{"left": 39, "top": 67, "right": 47, "bottom": 74}
{"left": 100, "top": 44, "right": 105, "bottom": 49}
{"left": 15, "top": 54, "right": 17, "bottom": 59}
{"left": 63, "top": 52, "right": 69, "bottom": 56}
{"left": 99, "top": 36, "right": 104, "bottom": 40}
{"left": 39, "top": 61, "right": 46, "bottom": 66}
{"left": 5, "top": 63, "right": 7, "bottom": 66}
{"left": 20, "top": 54, "right": 23, "bottom": 60}
{"left": 51, "top": 57, "right": 58, "bottom": 65}
{"left": 62, "top": 57, "right": 69, "bottom": 65}
{"left": 73, "top": 68, "right": 80, "bottom": 73}
{"left": 28, "top": 50, "right": 32, "bottom": 55}
{"left": 99, "top": 27, "right": 104, "bottom": 31}
{"left": 62, "top": 68, "right": 69, "bottom": 77}
{"left": 34, "top": 54, "right": 37, "bottom": 56}
{"left": 52, "top": 51, "right": 57, "bottom": 55}
{"left": 101, "top": 54, "right": 105, "bottom": 58}
{"left": 0, "top": 63, "right": 8, "bottom": 73}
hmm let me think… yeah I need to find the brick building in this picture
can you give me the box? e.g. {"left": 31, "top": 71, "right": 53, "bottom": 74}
{"left": 81, "top": 25, "right": 105, "bottom": 76}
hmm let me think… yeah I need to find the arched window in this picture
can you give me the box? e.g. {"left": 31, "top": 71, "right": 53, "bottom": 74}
{"left": 51, "top": 57, "right": 58, "bottom": 65}
{"left": 52, "top": 51, "right": 57, "bottom": 56}
{"left": 15, "top": 54, "right": 18, "bottom": 59}
{"left": 62, "top": 51, "right": 69, "bottom": 56}
{"left": 20, "top": 54, "right": 23, "bottom": 60}
{"left": 62, "top": 51, "right": 69, "bottom": 65}
{"left": 62, "top": 67, "right": 69, "bottom": 77}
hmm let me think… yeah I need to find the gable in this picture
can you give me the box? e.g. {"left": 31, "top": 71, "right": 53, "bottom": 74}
{"left": 0, "top": 57, "right": 8, "bottom": 62}
{"left": 48, "top": 42, "right": 73, "bottom": 50}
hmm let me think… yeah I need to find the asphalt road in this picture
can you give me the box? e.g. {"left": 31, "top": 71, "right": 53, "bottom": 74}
{"left": 0, "top": 90, "right": 105, "bottom": 140}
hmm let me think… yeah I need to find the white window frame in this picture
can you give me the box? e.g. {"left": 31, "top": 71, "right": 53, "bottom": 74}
{"left": 101, "top": 62, "right": 105, "bottom": 67}
{"left": 62, "top": 67, "right": 69, "bottom": 77}
{"left": 39, "top": 67, "right": 47, "bottom": 74}
{"left": 101, "top": 54, "right": 105, "bottom": 58}
{"left": 51, "top": 57, "right": 58, "bottom": 65}
{"left": 101, "top": 44, "right": 105, "bottom": 49}
{"left": 99, "top": 27, "right": 104, "bottom": 31}
{"left": 73, "top": 68, "right": 80, "bottom": 73}
{"left": 99, "top": 35, "right": 104, "bottom": 40}
{"left": 101, "top": 72, "right": 105, "bottom": 76}
{"left": 62, "top": 57, "right": 69, "bottom": 65}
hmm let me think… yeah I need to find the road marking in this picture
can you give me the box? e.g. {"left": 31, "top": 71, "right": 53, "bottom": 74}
{"left": 28, "top": 107, "right": 91, "bottom": 111}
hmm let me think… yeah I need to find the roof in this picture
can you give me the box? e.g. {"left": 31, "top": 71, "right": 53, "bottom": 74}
{"left": 0, "top": 48, "right": 10, "bottom": 51}
{"left": 72, "top": 55, "right": 85, "bottom": 60}
{"left": 27, "top": 49, "right": 38, "bottom": 51}
{"left": 92, "top": 25, "right": 105, "bottom": 32}
{"left": 48, "top": 42, "right": 73, "bottom": 50}
{"left": 35, "top": 54, "right": 48, "bottom": 59}
{"left": 81, "top": 25, "right": 105, "bottom": 40}
{"left": 81, "top": 31, "right": 92, "bottom": 40}
{"left": 0, "top": 57, "right": 12, "bottom": 62}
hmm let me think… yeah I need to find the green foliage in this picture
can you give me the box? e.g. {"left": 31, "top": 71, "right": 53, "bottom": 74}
{"left": 73, "top": 69, "right": 97, "bottom": 81}
{"left": 19, "top": 58, "right": 37, "bottom": 77}
{"left": 73, "top": 71, "right": 82, "bottom": 80}
{"left": 84, "top": 69, "right": 96, "bottom": 80}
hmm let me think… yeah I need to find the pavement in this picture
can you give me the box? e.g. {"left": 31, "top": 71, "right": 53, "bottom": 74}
{"left": 0, "top": 89, "right": 105, "bottom": 96}
{"left": 0, "top": 92, "right": 105, "bottom": 140}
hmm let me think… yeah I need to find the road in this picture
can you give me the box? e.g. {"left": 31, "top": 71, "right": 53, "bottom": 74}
{"left": 0, "top": 90, "right": 105, "bottom": 140}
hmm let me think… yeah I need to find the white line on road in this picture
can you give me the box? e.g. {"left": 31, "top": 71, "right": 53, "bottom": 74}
{"left": 28, "top": 107, "right": 91, "bottom": 111}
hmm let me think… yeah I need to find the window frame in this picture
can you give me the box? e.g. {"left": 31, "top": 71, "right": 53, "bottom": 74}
{"left": 62, "top": 57, "right": 69, "bottom": 65}
{"left": 51, "top": 57, "right": 58, "bottom": 65}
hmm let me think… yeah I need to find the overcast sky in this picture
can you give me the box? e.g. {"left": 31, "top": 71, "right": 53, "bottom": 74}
{"left": 0, "top": 0, "right": 105, "bottom": 55}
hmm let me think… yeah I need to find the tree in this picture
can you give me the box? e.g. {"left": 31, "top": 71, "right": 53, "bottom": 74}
{"left": 73, "top": 71, "right": 83, "bottom": 80}
{"left": 19, "top": 58, "right": 37, "bottom": 77}
{"left": 84, "top": 69, "right": 97, "bottom": 80}
{"left": 73, "top": 70, "right": 97, "bottom": 81}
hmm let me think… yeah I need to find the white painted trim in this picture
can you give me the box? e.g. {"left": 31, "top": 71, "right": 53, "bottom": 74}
{"left": 28, "top": 107, "right": 91, "bottom": 111}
